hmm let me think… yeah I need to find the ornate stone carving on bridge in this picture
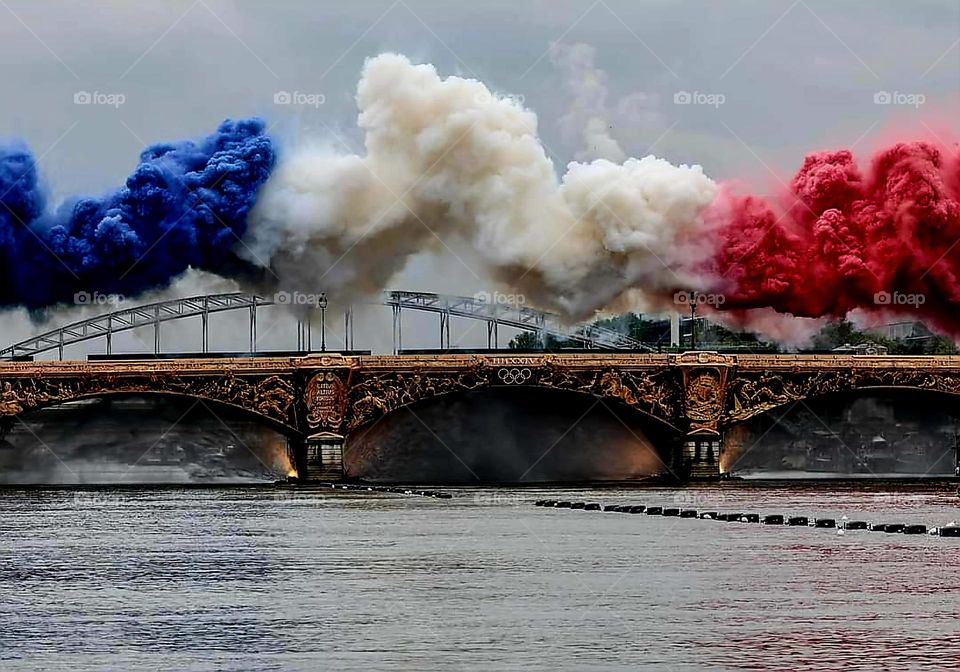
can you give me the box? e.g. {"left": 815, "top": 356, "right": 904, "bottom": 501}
{"left": 725, "top": 367, "right": 960, "bottom": 424}
{"left": 681, "top": 368, "right": 727, "bottom": 434}
{"left": 0, "top": 371, "right": 298, "bottom": 431}
{"left": 346, "top": 365, "right": 494, "bottom": 431}
{"left": 344, "top": 361, "right": 681, "bottom": 431}
{"left": 675, "top": 351, "right": 735, "bottom": 366}
{"left": 305, "top": 370, "right": 351, "bottom": 432}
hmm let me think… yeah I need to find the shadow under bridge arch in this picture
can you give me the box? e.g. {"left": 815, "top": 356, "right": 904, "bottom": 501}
{"left": 339, "top": 363, "right": 684, "bottom": 483}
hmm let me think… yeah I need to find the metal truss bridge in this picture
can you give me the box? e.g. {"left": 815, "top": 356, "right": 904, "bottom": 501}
{"left": 0, "top": 290, "right": 650, "bottom": 360}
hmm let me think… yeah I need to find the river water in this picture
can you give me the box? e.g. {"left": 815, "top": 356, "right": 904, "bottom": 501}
{"left": 2, "top": 482, "right": 959, "bottom": 671}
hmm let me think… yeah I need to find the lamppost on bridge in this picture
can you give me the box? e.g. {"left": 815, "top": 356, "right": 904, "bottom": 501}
{"left": 689, "top": 291, "right": 697, "bottom": 351}
{"left": 318, "top": 292, "right": 328, "bottom": 352}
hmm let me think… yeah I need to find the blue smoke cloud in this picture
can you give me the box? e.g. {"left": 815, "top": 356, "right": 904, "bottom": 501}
{"left": 0, "top": 118, "right": 275, "bottom": 309}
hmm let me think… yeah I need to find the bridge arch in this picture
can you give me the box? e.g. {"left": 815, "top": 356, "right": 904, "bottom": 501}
{"left": 724, "top": 366, "right": 960, "bottom": 427}
{"left": 720, "top": 384, "right": 960, "bottom": 476}
{"left": 343, "top": 384, "right": 681, "bottom": 482}
{"left": 339, "top": 362, "right": 684, "bottom": 435}
{"left": 0, "top": 371, "right": 302, "bottom": 437}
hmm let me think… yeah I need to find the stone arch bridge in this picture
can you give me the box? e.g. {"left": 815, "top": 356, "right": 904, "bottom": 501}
{"left": 2, "top": 352, "right": 960, "bottom": 480}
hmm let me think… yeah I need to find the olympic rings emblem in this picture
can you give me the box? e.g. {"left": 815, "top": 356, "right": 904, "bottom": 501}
{"left": 498, "top": 367, "right": 532, "bottom": 385}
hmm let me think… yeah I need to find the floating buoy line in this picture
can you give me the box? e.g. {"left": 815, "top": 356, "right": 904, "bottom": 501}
{"left": 534, "top": 500, "right": 960, "bottom": 537}
{"left": 306, "top": 482, "right": 453, "bottom": 499}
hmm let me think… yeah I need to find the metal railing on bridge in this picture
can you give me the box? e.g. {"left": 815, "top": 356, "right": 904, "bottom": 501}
{"left": 383, "top": 291, "right": 649, "bottom": 351}
{"left": 0, "top": 291, "right": 651, "bottom": 360}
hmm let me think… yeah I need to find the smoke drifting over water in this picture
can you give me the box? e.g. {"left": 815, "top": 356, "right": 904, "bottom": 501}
{"left": 0, "top": 396, "right": 292, "bottom": 484}
{"left": 548, "top": 42, "right": 627, "bottom": 163}
{"left": 713, "top": 138, "right": 960, "bottom": 336}
{"left": 0, "top": 52, "right": 956, "bottom": 343}
{"left": 245, "top": 53, "right": 717, "bottom": 319}
{"left": 0, "top": 119, "right": 273, "bottom": 311}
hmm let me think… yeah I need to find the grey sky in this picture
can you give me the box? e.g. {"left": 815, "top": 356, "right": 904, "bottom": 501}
{"left": 0, "top": 0, "right": 957, "bottom": 352}
{"left": 2, "top": 0, "right": 956, "bottom": 187}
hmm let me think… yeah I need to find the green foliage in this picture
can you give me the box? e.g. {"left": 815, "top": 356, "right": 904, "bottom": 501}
{"left": 928, "top": 336, "right": 959, "bottom": 355}
{"left": 508, "top": 331, "right": 541, "bottom": 350}
{"left": 509, "top": 315, "right": 958, "bottom": 354}
{"left": 698, "top": 322, "right": 764, "bottom": 346}
{"left": 810, "top": 319, "right": 958, "bottom": 354}
{"left": 591, "top": 312, "right": 670, "bottom": 344}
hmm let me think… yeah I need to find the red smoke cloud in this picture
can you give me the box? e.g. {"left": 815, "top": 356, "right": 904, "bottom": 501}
{"left": 710, "top": 138, "right": 960, "bottom": 334}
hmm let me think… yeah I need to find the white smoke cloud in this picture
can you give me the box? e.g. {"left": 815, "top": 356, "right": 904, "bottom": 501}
{"left": 549, "top": 41, "right": 626, "bottom": 162}
{"left": 244, "top": 53, "right": 717, "bottom": 320}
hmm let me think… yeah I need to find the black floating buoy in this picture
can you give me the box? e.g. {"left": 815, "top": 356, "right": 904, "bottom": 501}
{"left": 584, "top": 503, "right": 601, "bottom": 511}
{"left": 662, "top": 508, "right": 680, "bottom": 517}
{"left": 842, "top": 520, "right": 867, "bottom": 530}
{"left": 903, "top": 524, "right": 927, "bottom": 535}
{"left": 814, "top": 518, "right": 836, "bottom": 528}
{"left": 603, "top": 504, "right": 619, "bottom": 512}
{"left": 868, "top": 522, "right": 887, "bottom": 532}
{"left": 570, "top": 502, "right": 586, "bottom": 510}
{"left": 645, "top": 506, "right": 663, "bottom": 515}
{"left": 761, "top": 514, "right": 784, "bottom": 525}
{"left": 556, "top": 501, "right": 572, "bottom": 508}
{"left": 939, "top": 525, "right": 960, "bottom": 537}
{"left": 740, "top": 513, "right": 760, "bottom": 523}
{"left": 699, "top": 511, "right": 718, "bottom": 520}
{"left": 534, "top": 500, "right": 545, "bottom": 507}
{"left": 679, "top": 509, "right": 697, "bottom": 518}
{"left": 787, "top": 516, "right": 808, "bottom": 526}
{"left": 726, "top": 513, "right": 744, "bottom": 522}
{"left": 629, "top": 505, "right": 646, "bottom": 514}
{"left": 884, "top": 523, "right": 905, "bottom": 534}
{"left": 436, "top": 493, "right": 452, "bottom": 499}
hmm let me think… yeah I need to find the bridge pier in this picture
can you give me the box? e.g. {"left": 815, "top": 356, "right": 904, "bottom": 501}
{"left": 681, "top": 431, "right": 722, "bottom": 480}
{"left": 301, "top": 432, "right": 345, "bottom": 482}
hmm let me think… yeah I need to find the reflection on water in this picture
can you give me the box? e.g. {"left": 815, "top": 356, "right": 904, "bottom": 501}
{"left": 1, "top": 482, "right": 959, "bottom": 671}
